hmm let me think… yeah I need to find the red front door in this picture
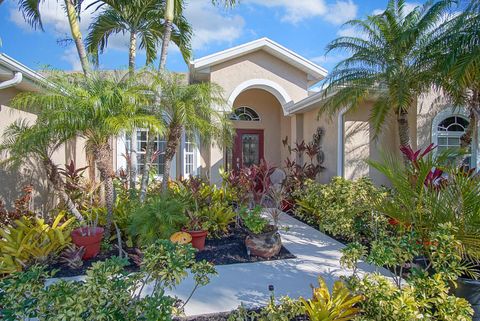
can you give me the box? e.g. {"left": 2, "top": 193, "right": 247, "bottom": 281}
{"left": 232, "top": 129, "right": 264, "bottom": 170}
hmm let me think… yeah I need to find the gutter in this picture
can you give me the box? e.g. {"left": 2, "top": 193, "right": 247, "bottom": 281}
{"left": 337, "top": 107, "right": 348, "bottom": 177}
{"left": 0, "top": 72, "right": 22, "bottom": 90}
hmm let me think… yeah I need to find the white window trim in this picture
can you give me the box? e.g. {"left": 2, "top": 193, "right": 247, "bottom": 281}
{"left": 431, "top": 106, "right": 476, "bottom": 167}
{"left": 181, "top": 130, "right": 200, "bottom": 178}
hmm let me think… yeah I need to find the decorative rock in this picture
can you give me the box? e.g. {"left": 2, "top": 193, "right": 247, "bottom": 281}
{"left": 245, "top": 226, "right": 282, "bottom": 258}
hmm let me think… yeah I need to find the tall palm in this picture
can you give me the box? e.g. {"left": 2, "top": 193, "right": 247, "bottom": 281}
{"left": 86, "top": 0, "right": 192, "bottom": 75}
{"left": 158, "top": 0, "right": 237, "bottom": 70}
{"left": 16, "top": 0, "right": 91, "bottom": 75}
{"left": 141, "top": 71, "right": 233, "bottom": 194}
{"left": 321, "top": 0, "right": 453, "bottom": 150}
{"left": 11, "top": 72, "right": 164, "bottom": 239}
{"left": 429, "top": 0, "right": 480, "bottom": 150}
{"left": 0, "top": 120, "right": 84, "bottom": 222}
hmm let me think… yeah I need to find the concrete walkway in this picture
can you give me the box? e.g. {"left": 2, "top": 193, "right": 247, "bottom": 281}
{"left": 158, "top": 213, "right": 391, "bottom": 316}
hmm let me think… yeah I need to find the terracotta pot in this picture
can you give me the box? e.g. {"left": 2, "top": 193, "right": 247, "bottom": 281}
{"left": 245, "top": 225, "right": 282, "bottom": 258}
{"left": 188, "top": 230, "right": 208, "bottom": 251}
{"left": 71, "top": 227, "right": 104, "bottom": 260}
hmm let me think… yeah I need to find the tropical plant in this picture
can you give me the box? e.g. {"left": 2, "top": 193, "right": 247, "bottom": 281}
{"left": 140, "top": 71, "right": 233, "bottom": 194}
{"left": 321, "top": 0, "right": 454, "bottom": 151}
{"left": 428, "top": 0, "right": 480, "bottom": 149}
{"left": 228, "top": 296, "right": 305, "bottom": 321}
{"left": 59, "top": 244, "right": 85, "bottom": 269}
{"left": 128, "top": 192, "right": 187, "bottom": 245}
{"left": 14, "top": 0, "right": 91, "bottom": 75}
{"left": 240, "top": 206, "right": 268, "bottom": 234}
{"left": 0, "top": 120, "right": 84, "bottom": 222}
{"left": 294, "top": 177, "right": 387, "bottom": 242}
{"left": 86, "top": 0, "right": 192, "bottom": 75}
{"left": 369, "top": 144, "right": 480, "bottom": 259}
{"left": 340, "top": 242, "right": 367, "bottom": 277}
{"left": 300, "top": 277, "right": 363, "bottom": 321}
{"left": 0, "top": 212, "right": 75, "bottom": 275}
{"left": 0, "top": 241, "right": 217, "bottom": 320}
{"left": 0, "top": 185, "right": 35, "bottom": 228}
{"left": 11, "top": 72, "right": 164, "bottom": 239}
{"left": 353, "top": 272, "right": 473, "bottom": 321}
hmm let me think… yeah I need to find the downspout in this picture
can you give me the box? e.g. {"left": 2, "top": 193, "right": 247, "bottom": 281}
{"left": 337, "top": 107, "right": 347, "bottom": 177}
{"left": 0, "top": 72, "right": 22, "bottom": 90}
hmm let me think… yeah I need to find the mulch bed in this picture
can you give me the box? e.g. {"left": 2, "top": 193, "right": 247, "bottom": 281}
{"left": 196, "top": 227, "right": 295, "bottom": 265}
{"left": 49, "top": 228, "right": 295, "bottom": 278}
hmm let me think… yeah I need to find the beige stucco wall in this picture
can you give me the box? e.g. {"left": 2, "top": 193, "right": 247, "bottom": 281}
{"left": 299, "top": 102, "right": 418, "bottom": 186}
{"left": 0, "top": 87, "right": 88, "bottom": 209}
{"left": 209, "top": 50, "right": 310, "bottom": 104}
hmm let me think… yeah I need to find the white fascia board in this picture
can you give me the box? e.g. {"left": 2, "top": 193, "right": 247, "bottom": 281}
{"left": 287, "top": 90, "right": 326, "bottom": 114}
{"left": 0, "top": 53, "right": 48, "bottom": 88}
{"left": 191, "top": 38, "right": 328, "bottom": 81}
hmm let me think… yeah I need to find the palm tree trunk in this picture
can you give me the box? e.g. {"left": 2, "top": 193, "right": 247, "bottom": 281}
{"left": 139, "top": 135, "right": 155, "bottom": 202}
{"left": 162, "top": 125, "right": 182, "bottom": 190}
{"left": 64, "top": 0, "right": 90, "bottom": 76}
{"left": 43, "top": 158, "right": 84, "bottom": 222}
{"left": 128, "top": 130, "right": 137, "bottom": 195}
{"left": 128, "top": 31, "right": 137, "bottom": 76}
{"left": 158, "top": 19, "right": 173, "bottom": 70}
{"left": 462, "top": 89, "right": 480, "bottom": 167}
{"left": 397, "top": 110, "right": 411, "bottom": 147}
{"left": 159, "top": 0, "right": 174, "bottom": 71}
{"left": 94, "top": 143, "right": 115, "bottom": 239}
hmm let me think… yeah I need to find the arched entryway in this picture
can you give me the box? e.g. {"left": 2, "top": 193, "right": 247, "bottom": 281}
{"left": 227, "top": 88, "right": 291, "bottom": 170}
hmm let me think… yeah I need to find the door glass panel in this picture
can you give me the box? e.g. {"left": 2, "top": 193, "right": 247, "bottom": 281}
{"left": 242, "top": 134, "right": 260, "bottom": 167}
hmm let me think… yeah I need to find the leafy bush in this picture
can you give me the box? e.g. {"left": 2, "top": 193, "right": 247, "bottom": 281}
{"left": 353, "top": 273, "right": 473, "bottom": 321}
{"left": 228, "top": 296, "right": 304, "bottom": 321}
{"left": 129, "top": 193, "right": 187, "bottom": 245}
{"left": 0, "top": 241, "right": 217, "bottom": 320}
{"left": 294, "top": 177, "right": 387, "bottom": 241}
{"left": 300, "top": 276, "right": 362, "bottom": 321}
{"left": 240, "top": 206, "right": 268, "bottom": 234}
{"left": 0, "top": 212, "right": 75, "bottom": 274}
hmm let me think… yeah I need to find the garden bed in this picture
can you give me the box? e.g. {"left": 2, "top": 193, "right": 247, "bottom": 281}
{"left": 49, "top": 227, "right": 295, "bottom": 278}
{"left": 176, "top": 310, "right": 308, "bottom": 321}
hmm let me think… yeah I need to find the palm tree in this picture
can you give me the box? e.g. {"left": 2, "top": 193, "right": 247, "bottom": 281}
{"left": 321, "top": 0, "right": 454, "bottom": 150}
{"left": 11, "top": 72, "right": 164, "bottom": 239}
{"left": 15, "top": 0, "right": 91, "bottom": 75}
{"left": 86, "top": 0, "right": 192, "bottom": 75}
{"left": 158, "top": 0, "right": 238, "bottom": 70}
{"left": 429, "top": 0, "right": 479, "bottom": 150}
{"left": 0, "top": 120, "right": 84, "bottom": 222}
{"left": 140, "top": 71, "right": 232, "bottom": 194}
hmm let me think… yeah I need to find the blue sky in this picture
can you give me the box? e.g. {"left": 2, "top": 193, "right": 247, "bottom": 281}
{"left": 0, "top": 0, "right": 420, "bottom": 73}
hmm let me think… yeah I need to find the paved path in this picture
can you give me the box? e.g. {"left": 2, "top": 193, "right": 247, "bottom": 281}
{"left": 158, "top": 213, "right": 391, "bottom": 316}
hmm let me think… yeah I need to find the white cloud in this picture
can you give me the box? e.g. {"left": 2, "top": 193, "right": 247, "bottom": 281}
{"left": 372, "top": 2, "right": 420, "bottom": 16}
{"left": 324, "top": 0, "right": 358, "bottom": 25}
{"left": 243, "top": 0, "right": 357, "bottom": 24}
{"left": 244, "top": 0, "right": 327, "bottom": 24}
{"left": 337, "top": 26, "right": 359, "bottom": 37}
{"left": 185, "top": 1, "right": 245, "bottom": 51}
{"left": 61, "top": 47, "right": 83, "bottom": 71}
{"left": 311, "top": 53, "right": 348, "bottom": 66}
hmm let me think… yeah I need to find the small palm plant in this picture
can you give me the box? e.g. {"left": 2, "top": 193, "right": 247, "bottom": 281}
{"left": 301, "top": 277, "right": 363, "bottom": 321}
{"left": 138, "top": 70, "right": 233, "bottom": 197}
{"left": 11, "top": 72, "right": 164, "bottom": 238}
{"left": 321, "top": 0, "right": 454, "bottom": 151}
{"left": 0, "top": 119, "right": 84, "bottom": 222}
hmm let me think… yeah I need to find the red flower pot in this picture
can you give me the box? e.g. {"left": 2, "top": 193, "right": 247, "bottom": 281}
{"left": 188, "top": 230, "right": 208, "bottom": 251}
{"left": 71, "top": 227, "right": 104, "bottom": 260}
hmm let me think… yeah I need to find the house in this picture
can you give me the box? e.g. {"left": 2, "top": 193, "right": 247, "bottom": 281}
{"left": 0, "top": 38, "right": 474, "bottom": 205}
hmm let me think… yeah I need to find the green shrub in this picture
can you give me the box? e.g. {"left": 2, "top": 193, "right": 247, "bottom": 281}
{"left": 353, "top": 273, "right": 473, "bottom": 321}
{"left": 0, "top": 241, "right": 217, "bottom": 320}
{"left": 129, "top": 193, "right": 187, "bottom": 245}
{"left": 240, "top": 206, "right": 268, "bottom": 234}
{"left": 294, "top": 177, "right": 387, "bottom": 241}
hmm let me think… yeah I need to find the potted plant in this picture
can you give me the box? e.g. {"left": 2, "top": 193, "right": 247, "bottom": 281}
{"left": 184, "top": 209, "right": 209, "bottom": 251}
{"left": 241, "top": 206, "right": 282, "bottom": 258}
{"left": 71, "top": 209, "right": 104, "bottom": 260}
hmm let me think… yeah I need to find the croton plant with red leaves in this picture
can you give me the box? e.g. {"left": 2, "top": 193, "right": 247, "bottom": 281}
{"left": 400, "top": 144, "right": 446, "bottom": 189}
